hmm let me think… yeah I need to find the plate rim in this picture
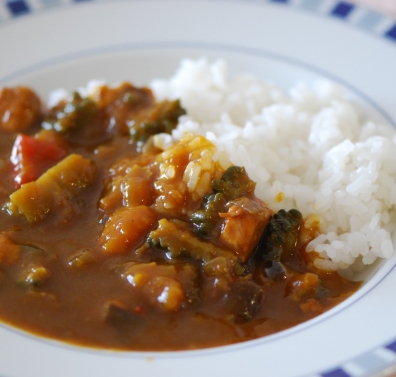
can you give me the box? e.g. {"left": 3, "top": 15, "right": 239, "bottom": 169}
{"left": 1, "top": 1, "right": 396, "bottom": 377}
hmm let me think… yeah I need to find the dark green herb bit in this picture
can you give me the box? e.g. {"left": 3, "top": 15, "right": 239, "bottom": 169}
{"left": 256, "top": 209, "right": 302, "bottom": 280}
{"left": 42, "top": 92, "right": 98, "bottom": 133}
{"left": 190, "top": 193, "right": 227, "bottom": 238}
{"left": 129, "top": 100, "right": 186, "bottom": 144}
{"left": 212, "top": 166, "right": 256, "bottom": 200}
{"left": 190, "top": 166, "right": 256, "bottom": 238}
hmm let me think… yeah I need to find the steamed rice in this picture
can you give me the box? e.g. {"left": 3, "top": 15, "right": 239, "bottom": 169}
{"left": 148, "top": 58, "right": 396, "bottom": 277}
{"left": 54, "top": 58, "right": 396, "bottom": 279}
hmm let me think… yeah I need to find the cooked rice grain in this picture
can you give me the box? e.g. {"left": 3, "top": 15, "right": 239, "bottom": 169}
{"left": 150, "top": 58, "right": 396, "bottom": 276}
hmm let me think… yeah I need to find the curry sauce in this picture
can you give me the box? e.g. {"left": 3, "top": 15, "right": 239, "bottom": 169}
{"left": 0, "top": 83, "right": 360, "bottom": 350}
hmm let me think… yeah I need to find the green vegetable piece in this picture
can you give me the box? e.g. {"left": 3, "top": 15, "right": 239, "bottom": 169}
{"left": 129, "top": 99, "right": 186, "bottom": 144}
{"left": 212, "top": 166, "right": 256, "bottom": 201}
{"left": 148, "top": 219, "right": 244, "bottom": 295}
{"left": 190, "top": 166, "right": 256, "bottom": 238}
{"left": 257, "top": 209, "right": 302, "bottom": 280}
{"left": 148, "top": 218, "right": 235, "bottom": 263}
{"left": 190, "top": 193, "right": 227, "bottom": 238}
{"left": 42, "top": 92, "right": 98, "bottom": 133}
{"left": 7, "top": 154, "right": 96, "bottom": 223}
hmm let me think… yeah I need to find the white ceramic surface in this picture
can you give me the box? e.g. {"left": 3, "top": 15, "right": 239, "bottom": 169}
{"left": 1, "top": 1, "right": 396, "bottom": 376}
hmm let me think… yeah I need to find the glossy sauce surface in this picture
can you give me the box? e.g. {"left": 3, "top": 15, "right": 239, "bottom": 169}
{"left": 0, "top": 84, "right": 360, "bottom": 350}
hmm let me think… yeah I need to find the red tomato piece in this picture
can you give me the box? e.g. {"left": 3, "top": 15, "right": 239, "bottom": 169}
{"left": 10, "top": 133, "right": 68, "bottom": 188}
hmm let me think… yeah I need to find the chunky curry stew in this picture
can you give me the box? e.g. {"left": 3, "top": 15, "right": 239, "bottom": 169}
{"left": 0, "top": 83, "right": 360, "bottom": 350}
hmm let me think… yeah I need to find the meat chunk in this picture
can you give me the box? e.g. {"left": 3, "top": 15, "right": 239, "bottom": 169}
{"left": 219, "top": 197, "right": 272, "bottom": 262}
{"left": 95, "top": 83, "right": 156, "bottom": 137}
{"left": 0, "top": 87, "right": 42, "bottom": 133}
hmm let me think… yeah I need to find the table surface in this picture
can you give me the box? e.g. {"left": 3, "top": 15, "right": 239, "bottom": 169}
{"left": 348, "top": 0, "right": 396, "bottom": 16}
{"left": 349, "top": 0, "right": 396, "bottom": 377}
{"left": 351, "top": 2, "right": 396, "bottom": 376}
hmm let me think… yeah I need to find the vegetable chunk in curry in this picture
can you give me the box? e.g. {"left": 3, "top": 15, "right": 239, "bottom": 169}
{"left": 0, "top": 83, "right": 360, "bottom": 350}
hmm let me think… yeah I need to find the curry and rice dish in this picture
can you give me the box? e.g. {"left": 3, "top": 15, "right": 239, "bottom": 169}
{"left": 0, "top": 59, "right": 394, "bottom": 350}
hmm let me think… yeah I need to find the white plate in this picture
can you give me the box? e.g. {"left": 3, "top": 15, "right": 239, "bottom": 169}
{"left": 1, "top": 1, "right": 396, "bottom": 376}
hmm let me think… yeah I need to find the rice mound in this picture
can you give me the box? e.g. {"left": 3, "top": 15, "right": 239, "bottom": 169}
{"left": 150, "top": 58, "right": 396, "bottom": 276}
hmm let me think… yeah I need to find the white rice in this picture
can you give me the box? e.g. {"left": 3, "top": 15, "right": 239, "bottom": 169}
{"left": 150, "top": 58, "right": 396, "bottom": 277}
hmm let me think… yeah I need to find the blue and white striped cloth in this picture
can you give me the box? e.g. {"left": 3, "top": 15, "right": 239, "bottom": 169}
{"left": 1, "top": 0, "right": 396, "bottom": 376}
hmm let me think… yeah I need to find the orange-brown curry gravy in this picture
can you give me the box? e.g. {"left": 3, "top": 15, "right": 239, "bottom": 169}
{"left": 0, "top": 84, "right": 360, "bottom": 350}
